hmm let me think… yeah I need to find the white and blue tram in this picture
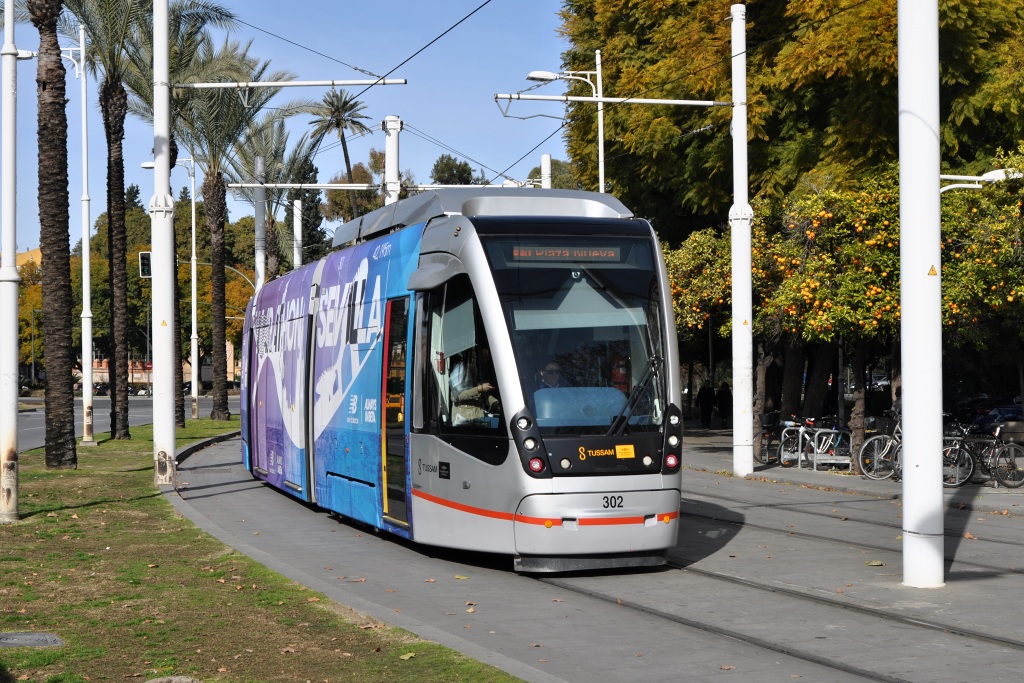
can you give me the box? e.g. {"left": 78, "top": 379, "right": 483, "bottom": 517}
{"left": 240, "top": 188, "right": 683, "bottom": 572}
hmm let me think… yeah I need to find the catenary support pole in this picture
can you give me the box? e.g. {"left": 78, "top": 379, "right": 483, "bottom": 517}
{"left": 595, "top": 49, "right": 604, "bottom": 193}
{"left": 729, "top": 4, "right": 754, "bottom": 477}
{"left": 150, "top": 0, "right": 176, "bottom": 486}
{"left": 254, "top": 156, "right": 266, "bottom": 290}
{"left": 77, "top": 26, "right": 95, "bottom": 445}
{"left": 541, "top": 154, "right": 552, "bottom": 188}
{"left": 292, "top": 199, "right": 302, "bottom": 268}
{"left": 383, "top": 115, "right": 402, "bottom": 205}
{"left": 188, "top": 160, "right": 198, "bottom": 419}
{"left": 0, "top": 0, "right": 22, "bottom": 522}
{"left": 898, "top": 0, "right": 945, "bottom": 588}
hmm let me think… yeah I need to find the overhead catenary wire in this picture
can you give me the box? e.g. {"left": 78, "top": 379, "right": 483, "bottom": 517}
{"left": 237, "top": 1, "right": 499, "bottom": 196}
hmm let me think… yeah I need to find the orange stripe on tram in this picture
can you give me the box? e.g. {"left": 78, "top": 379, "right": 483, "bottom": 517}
{"left": 413, "top": 490, "right": 678, "bottom": 527}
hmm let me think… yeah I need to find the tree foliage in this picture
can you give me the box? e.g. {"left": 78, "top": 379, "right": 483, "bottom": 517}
{"left": 429, "top": 154, "right": 475, "bottom": 185}
{"left": 560, "top": 0, "right": 1024, "bottom": 242}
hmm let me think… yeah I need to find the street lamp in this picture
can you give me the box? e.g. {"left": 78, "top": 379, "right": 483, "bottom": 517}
{"left": 143, "top": 157, "right": 198, "bottom": 418}
{"left": 526, "top": 49, "right": 604, "bottom": 192}
{"left": 940, "top": 169, "right": 1018, "bottom": 194}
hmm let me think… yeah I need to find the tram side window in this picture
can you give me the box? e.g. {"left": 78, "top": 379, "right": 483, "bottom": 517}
{"left": 426, "top": 275, "right": 502, "bottom": 434}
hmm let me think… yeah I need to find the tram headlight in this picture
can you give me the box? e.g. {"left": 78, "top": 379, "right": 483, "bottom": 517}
{"left": 669, "top": 414, "right": 680, "bottom": 426}
{"left": 560, "top": 458, "right": 571, "bottom": 470}
{"left": 642, "top": 456, "right": 653, "bottom": 467}
{"left": 529, "top": 457, "right": 546, "bottom": 473}
{"left": 524, "top": 437, "right": 538, "bottom": 451}
{"left": 516, "top": 416, "right": 531, "bottom": 431}
{"left": 667, "top": 434, "right": 680, "bottom": 447}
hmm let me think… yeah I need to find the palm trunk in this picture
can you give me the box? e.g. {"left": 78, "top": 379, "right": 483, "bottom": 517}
{"left": 341, "top": 134, "right": 358, "bottom": 221}
{"left": 205, "top": 172, "right": 231, "bottom": 421}
{"left": 101, "top": 78, "right": 131, "bottom": 439}
{"left": 32, "top": 0, "right": 77, "bottom": 468}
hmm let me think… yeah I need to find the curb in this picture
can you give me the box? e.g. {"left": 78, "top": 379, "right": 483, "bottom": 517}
{"left": 175, "top": 431, "right": 240, "bottom": 466}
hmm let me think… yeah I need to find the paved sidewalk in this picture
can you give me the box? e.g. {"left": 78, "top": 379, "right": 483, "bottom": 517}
{"left": 681, "top": 422, "right": 1024, "bottom": 514}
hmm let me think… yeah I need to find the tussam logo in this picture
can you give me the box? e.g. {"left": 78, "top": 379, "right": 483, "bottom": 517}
{"left": 418, "top": 459, "right": 438, "bottom": 476}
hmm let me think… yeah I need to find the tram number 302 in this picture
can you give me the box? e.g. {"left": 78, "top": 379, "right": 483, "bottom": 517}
{"left": 602, "top": 495, "right": 625, "bottom": 509}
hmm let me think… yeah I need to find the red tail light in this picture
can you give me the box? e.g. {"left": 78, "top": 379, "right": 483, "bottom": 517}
{"left": 528, "top": 458, "right": 546, "bottom": 473}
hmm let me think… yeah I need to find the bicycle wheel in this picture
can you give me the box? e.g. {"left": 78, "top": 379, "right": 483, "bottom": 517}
{"left": 859, "top": 435, "right": 897, "bottom": 480}
{"left": 941, "top": 442, "right": 974, "bottom": 488}
{"left": 993, "top": 443, "right": 1024, "bottom": 488}
{"left": 755, "top": 432, "right": 774, "bottom": 464}
{"left": 778, "top": 432, "right": 800, "bottom": 467}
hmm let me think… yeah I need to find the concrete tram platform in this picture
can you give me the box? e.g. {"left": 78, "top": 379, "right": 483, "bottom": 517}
{"left": 681, "top": 423, "right": 1024, "bottom": 515}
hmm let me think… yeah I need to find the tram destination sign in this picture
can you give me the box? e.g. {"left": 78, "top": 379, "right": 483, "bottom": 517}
{"left": 512, "top": 245, "right": 621, "bottom": 262}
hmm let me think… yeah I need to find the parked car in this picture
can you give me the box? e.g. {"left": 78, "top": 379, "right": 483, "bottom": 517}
{"left": 972, "top": 394, "right": 1023, "bottom": 430}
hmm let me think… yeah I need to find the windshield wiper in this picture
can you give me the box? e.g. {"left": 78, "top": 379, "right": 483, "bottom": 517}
{"left": 607, "top": 356, "right": 661, "bottom": 436}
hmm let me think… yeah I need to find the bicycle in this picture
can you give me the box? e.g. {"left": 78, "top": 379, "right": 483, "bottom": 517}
{"left": 755, "top": 412, "right": 795, "bottom": 465}
{"left": 779, "top": 416, "right": 852, "bottom": 470}
{"left": 945, "top": 419, "right": 1024, "bottom": 488}
{"left": 859, "top": 411, "right": 901, "bottom": 481}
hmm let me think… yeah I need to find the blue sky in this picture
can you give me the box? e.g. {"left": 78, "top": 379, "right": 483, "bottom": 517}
{"left": 5, "top": 0, "right": 574, "bottom": 251}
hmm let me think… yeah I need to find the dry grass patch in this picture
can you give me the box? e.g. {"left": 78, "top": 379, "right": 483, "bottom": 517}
{"left": 0, "top": 421, "right": 519, "bottom": 682}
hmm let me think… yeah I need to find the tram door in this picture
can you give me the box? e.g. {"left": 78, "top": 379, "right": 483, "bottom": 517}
{"left": 382, "top": 297, "right": 410, "bottom": 525}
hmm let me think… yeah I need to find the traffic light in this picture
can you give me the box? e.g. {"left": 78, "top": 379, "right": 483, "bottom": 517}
{"left": 139, "top": 251, "right": 152, "bottom": 279}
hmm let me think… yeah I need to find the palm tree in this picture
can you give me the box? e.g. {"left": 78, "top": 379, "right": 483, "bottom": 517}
{"left": 122, "top": 0, "right": 237, "bottom": 425}
{"left": 305, "top": 89, "right": 372, "bottom": 221}
{"left": 176, "top": 38, "right": 291, "bottom": 420}
{"left": 60, "top": 0, "right": 146, "bottom": 439}
{"left": 225, "top": 121, "right": 320, "bottom": 275}
{"left": 29, "top": 0, "right": 77, "bottom": 468}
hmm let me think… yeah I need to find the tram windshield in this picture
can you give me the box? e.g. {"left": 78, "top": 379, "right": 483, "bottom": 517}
{"left": 482, "top": 234, "right": 666, "bottom": 435}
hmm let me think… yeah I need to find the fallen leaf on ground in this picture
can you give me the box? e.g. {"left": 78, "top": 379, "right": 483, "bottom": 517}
{"left": 400, "top": 652, "right": 416, "bottom": 660}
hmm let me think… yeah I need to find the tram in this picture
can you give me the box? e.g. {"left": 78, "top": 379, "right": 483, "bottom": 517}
{"left": 240, "top": 188, "right": 683, "bottom": 572}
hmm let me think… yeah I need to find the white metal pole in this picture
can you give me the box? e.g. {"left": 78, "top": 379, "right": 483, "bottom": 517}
{"left": 595, "top": 49, "right": 605, "bottom": 193}
{"left": 188, "top": 160, "right": 198, "bottom": 419}
{"left": 0, "top": 0, "right": 22, "bottom": 523}
{"left": 254, "top": 156, "right": 265, "bottom": 290}
{"left": 729, "top": 4, "right": 754, "bottom": 477}
{"left": 898, "top": 0, "right": 945, "bottom": 588}
{"left": 383, "top": 115, "right": 402, "bottom": 205}
{"left": 292, "top": 199, "right": 302, "bottom": 268}
{"left": 78, "top": 25, "right": 95, "bottom": 446}
{"left": 150, "top": 0, "right": 176, "bottom": 486}
{"left": 541, "top": 154, "right": 552, "bottom": 189}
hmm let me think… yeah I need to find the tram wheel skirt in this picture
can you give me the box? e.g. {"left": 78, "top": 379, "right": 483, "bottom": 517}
{"left": 513, "top": 551, "right": 667, "bottom": 573}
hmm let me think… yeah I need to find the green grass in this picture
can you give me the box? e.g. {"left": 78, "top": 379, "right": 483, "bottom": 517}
{"left": 0, "top": 419, "right": 521, "bottom": 683}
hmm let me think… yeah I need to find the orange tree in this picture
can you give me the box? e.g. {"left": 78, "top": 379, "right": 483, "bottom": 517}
{"left": 755, "top": 170, "right": 902, "bottom": 457}
{"left": 939, "top": 149, "right": 1024, "bottom": 399}
{"left": 662, "top": 228, "right": 731, "bottom": 398}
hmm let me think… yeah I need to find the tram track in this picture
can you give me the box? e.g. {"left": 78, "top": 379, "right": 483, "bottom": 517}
{"left": 671, "top": 563, "right": 1024, "bottom": 653}
{"left": 532, "top": 543, "right": 1024, "bottom": 683}
{"left": 680, "top": 501, "right": 1024, "bottom": 576}
{"left": 537, "top": 571, "right": 907, "bottom": 683}
{"left": 525, "top": 476, "right": 1024, "bottom": 682}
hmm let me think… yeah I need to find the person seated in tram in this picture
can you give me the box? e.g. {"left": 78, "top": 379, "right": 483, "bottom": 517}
{"left": 535, "top": 360, "right": 570, "bottom": 390}
{"left": 609, "top": 354, "right": 630, "bottom": 395}
{"left": 449, "top": 348, "right": 500, "bottom": 425}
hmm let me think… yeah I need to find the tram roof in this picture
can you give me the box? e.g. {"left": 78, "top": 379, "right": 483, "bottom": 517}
{"left": 331, "top": 188, "right": 634, "bottom": 247}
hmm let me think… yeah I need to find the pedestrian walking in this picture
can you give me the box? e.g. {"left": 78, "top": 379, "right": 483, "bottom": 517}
{"left": 716, "top": 382, "right": 733, "bottom": 428}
